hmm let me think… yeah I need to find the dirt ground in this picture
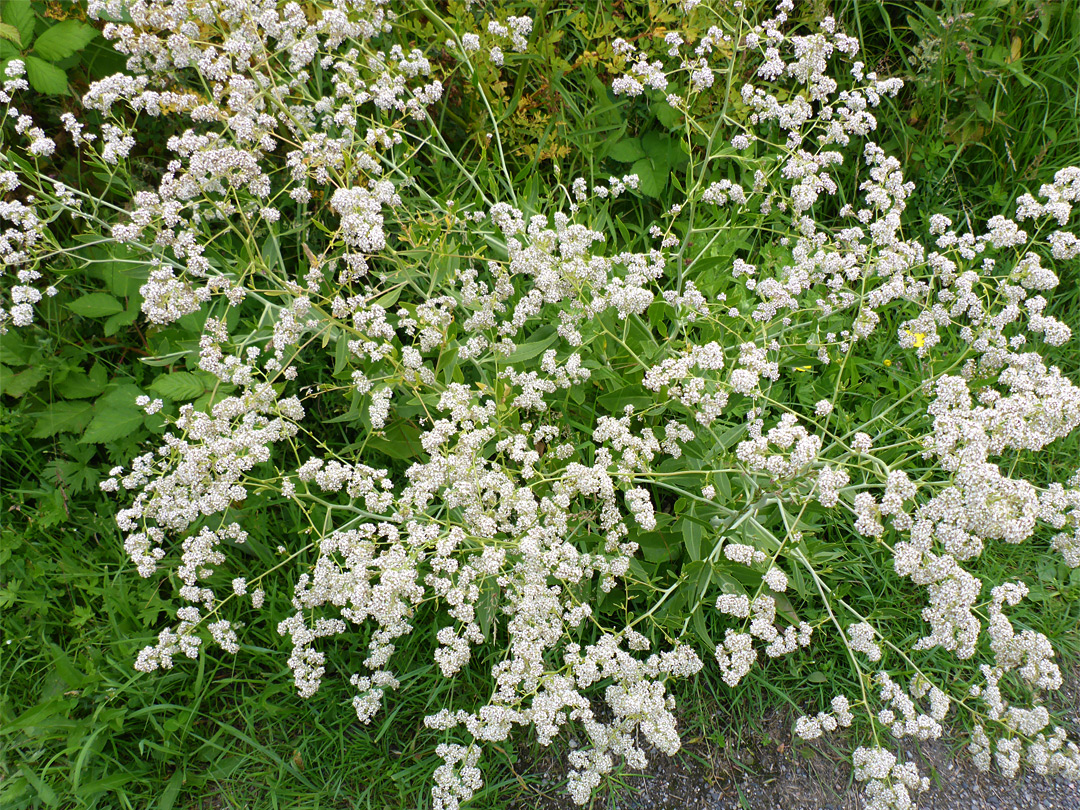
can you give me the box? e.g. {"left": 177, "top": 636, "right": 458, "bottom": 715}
{"left": 509, "top": 671, "right": 1080, "bottom": 810}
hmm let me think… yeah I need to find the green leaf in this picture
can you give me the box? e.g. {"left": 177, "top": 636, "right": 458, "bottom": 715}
{"left": 31, "top": 19, "right": 96, "bottom": 60}
{"left": 55, "top": 370, "right": 106, "bottom": 399}
{"left": 607, "top": 137, "right": 646, "bottom": 163}
{"left": 651, "top": 99, "right": 683, "bottom": 129}
{"left": 505, "top": 329, "right": 559, "bottom": 364}
{"left": 682, "top": 518, "right": 703, "bottom": 562}
{"left": 149, "top": 371, "right": 210, "bottom": 402}
{"left": 68, "top": 293, "right": 124, "bottom": 318}
{"left": 635, "top": 530, "right": 678, "bottom": 563}
{"left": 0, "top": 0, "right": 34, "bottom": 49}
{"left": 631, "top": 156, "right": 666, "bottom": 198}
{"left": 366, "top": 421, "right": 423, "bottom": 460}
{"left": 81, "top": 407, "right": 144, "bottom": 444}
{"left": 29, "top": 401, "right": 93, "bottom": 438}
{"left": 19, "top": 766, "right": 59, "bottom": 807}
{"left": 0, "top": 21, "right": 20, "bottom": 45}
{"left": 596, "top": 384, "right": 654, "bottom": 413}
{"left": 103, "top": 307, "right": 138, "bottom": 336}
{"left": 23, "top": 55, "right": 68, "bottom": 94}
{"left": 1, "top": 363, "right": 46, "bottom": 397}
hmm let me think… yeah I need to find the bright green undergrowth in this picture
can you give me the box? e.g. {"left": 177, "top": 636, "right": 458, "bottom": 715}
{"left": 2, "top": 1, "right": 1080, "bottom": 808}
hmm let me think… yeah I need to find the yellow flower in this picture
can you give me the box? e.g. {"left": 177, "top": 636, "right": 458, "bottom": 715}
{"left": 883, "top": 359, "right": 892, "bottom": 367}
{"left": 904, "top": 329, "right": 926, "bottom": 348}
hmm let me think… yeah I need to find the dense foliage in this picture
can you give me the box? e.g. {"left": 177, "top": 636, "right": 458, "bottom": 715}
{"left": 2, "top": 1, "right": 1079, "bottom": 808}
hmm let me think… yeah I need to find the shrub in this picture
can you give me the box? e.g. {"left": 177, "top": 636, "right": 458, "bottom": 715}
{"left": 2, "top": 1, "right": 1079, "bottom": 808}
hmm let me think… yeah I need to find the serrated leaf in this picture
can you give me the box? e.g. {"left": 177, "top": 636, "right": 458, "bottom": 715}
{"left": 23, "top": 55, "right": 68, "bottom": 94}
{"left": 30, "top": 401, "right": 93, "bottom": 437}
{"left": 1, "top": 363, "right": 45, "bottom": 397}
{"left": 607, "top": 137, "right": 646, "bottom": 163}
{"left": 80, "top": 407, "right": 144, "bottom": 444}
{"left": 55, "top": 370, "right": 106, "bottom": 399}
{"left": 68, "top": 293, "right": 123, "bottom": 318}
{"left": 651, "top": 100, "right": 683, "bottom": 129}
{"left": 0, "top": 21, "right": 20, "bottom": 45}
{"left": 149, "top": 371, "right": 209, "bottom": 401}
{"left": 0, "top": 0, "right": 34, "bottom": 49}
{"left": 32, "top": 20, "right": 96, "bottom": 60}
{"left": 631, "top": 156, "right": 666, "bottom": 198}
{"left": 103, "top": 307, "right": 138, "bottom": 336}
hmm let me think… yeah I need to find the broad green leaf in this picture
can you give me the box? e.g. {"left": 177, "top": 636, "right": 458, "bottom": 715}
{"left": 651, "top": 99, "right": 683, "bottom": 129}
{"left": 23, "top": 55, "right": 67, "bottom": 94}
{"left": 103, "top": 307, "right": 138, "bottom": 336}
{"left": 366, "top": 421, "right": 423, "bottom": 460}
{"left": 80, "top": 407, "right": 144, "bottom": 443}
{"left": 0, "top": 21, "right": 20, "bottom": 45}
{"left": 55, "top": 370, "right": 106, "bottom": 399}
{"left": 29, "top": 401, "right": 93, "bottom": 438}
{"left": 635, "top": 530, "right": 677, "bottom": 563}
{"left": 1, "top": 363, "right": 45, "bottom": 397}
{"left": 68, "top": 293, "right": 123, "bottom": 318}
{"left": 149, "top": 371, "right": 210, "bottom": 401}
{"left": 631, "top": 156, "right": 665, "bottom": 198}
{"left": 607, "top": 137, "right": 646, "bottom": 163}
{"left": 0, "top": 0, "right": 34, "bottom": 49}
{"left": 31, "top": 19, "right": 96, "bottom": 60}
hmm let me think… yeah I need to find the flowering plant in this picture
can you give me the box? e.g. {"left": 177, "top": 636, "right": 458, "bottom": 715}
{"left": 3, "top": 1, "right": 1079, "bottom": 807}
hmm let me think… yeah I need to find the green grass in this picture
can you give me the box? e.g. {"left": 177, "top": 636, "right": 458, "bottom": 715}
{"left": 3, "top": 1, "right": 1080, "bottom": 808}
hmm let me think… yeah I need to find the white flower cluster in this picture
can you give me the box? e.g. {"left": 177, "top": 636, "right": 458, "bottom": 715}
{"left": 852, "top": 747, "right": 929, "bottom": 810}
{"left": 736, "top": 413, "right": 822, "bottom": 481}
{"left": 65, "top": 0, "right": 1080, "bottom": 806}
{"left": 794, "top": 694, "right": 855, "bottom": 740}
{"left": 713, "top": 594, "right": 811, "bottom": 686}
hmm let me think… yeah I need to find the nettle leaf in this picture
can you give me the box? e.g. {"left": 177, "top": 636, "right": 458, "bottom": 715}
{"left": 29, "top": 401, "right": 94, "bottom": 438}
{"left": 651, "top": 99, "right": 683, "bottom": 129}
{"left": 23, "top": 55, "right": 67, "bottom": 94}
{"left": 32, "top": 20, "right": 97, "bottom": 61}
{"left": 0, "top": 21, "right": 20, "bottom": 45}
{"left": 81, "top": 407, "right": 144, "bottom": 444}
{"left": 68, "top": 293, "right": 124, "bottom": 318}
{"left": 81, "top": 384, "right": 146, "bottom": 444}
{"left": 149, "top": 371, "right": 212, "bottom": 401}
{"left": 103, "top": 307, "right": 138, "bottom": 337}
{"left": 631, "top": 156, "right": 666, "bottom": 198}
{"left": 1, "top": 364, "right": 46, "bottom": 397}
{"left": 0, "top": 0, "right": 34, "bottom": 49}
{"left": 55, "top": 370, "right": 106, "bottom": 399}
{"left": 607, "top": 137, "right": 646, "bottom": 163}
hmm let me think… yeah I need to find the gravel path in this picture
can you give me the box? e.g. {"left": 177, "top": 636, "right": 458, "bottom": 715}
{"left": 513, "top": 672, "right": 1080, "bottom": 810}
